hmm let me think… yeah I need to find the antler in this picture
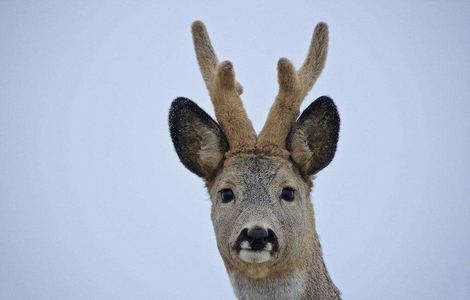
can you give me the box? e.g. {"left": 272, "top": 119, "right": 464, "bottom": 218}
{"left": 191, "top": 21, "right": 256, "bottom": 153}
{"left": 257, "top": 23, "right": 329, "bottom": 154}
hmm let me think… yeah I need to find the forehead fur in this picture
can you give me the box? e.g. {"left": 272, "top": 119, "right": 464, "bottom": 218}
{"left": 207, "top": 154, "right": 312, "bottom": 189}
{"left": 224, "top": 154, "right": 293, "bottom": 175}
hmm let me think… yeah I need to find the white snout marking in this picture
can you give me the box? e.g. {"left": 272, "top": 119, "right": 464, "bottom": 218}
{"left": 239, "top": 250, "right": 271, "bottom": 263}
{"left": 238, "top": 242, "right": 274, "bottom": 263}
{"left": 265, "top": 243, "right": 273, "bottom": 251}
{"left": 240, "top": 241, "right": 251, "bottom": 250}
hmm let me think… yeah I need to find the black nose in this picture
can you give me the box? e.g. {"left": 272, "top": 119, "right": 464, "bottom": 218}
{"left": 234, "top": 227, "right": 279, "bottom": 252}
{"left": 246, "top": 227, "right": 270, "bottom": 251}
{"left": 247, "top": 227, "right": 269, "bottom": 240}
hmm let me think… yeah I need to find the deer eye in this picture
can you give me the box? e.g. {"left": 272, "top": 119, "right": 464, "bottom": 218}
{"left": 281, "top": 187, "right": 295, "bottom": 202}
{"left": 220, "top": 188, "right": 235, "bottom": 203}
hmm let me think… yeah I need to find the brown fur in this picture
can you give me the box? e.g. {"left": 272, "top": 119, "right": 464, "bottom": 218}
{"left": 257, "top": 23, "right": 329, "bottom": 153}
{"left": 208, "top": 154, "right": 340, "bottom": 299}
{"left": 192, "top": 21, "right": 255, "bottom": 152}
{"left": 169, "top": 21, "right": 341, "bottom": 299}
{"left": 211, "top": 61, "right": 257, "bottom": 153}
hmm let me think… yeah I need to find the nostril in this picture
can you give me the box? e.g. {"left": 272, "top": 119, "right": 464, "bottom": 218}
{"left": 235, "top": 227, "right": 279, "bottom": 253}
{"left": 247, "top": 227, "right": 269, "bottom": 241}
{"left": 267, "top": 229, "right": 279, "bottom": 252}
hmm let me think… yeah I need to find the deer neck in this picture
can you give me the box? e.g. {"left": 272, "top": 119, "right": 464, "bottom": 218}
{"left": 228, "top": 231, "right": 340, "bottom": 300}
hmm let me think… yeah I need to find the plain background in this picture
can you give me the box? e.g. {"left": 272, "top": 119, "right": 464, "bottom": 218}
{"left": 1, "top": 1, "right": 469, "bottom": 299}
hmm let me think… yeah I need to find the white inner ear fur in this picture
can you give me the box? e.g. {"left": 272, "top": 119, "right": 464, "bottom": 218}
{"left": 198, "top": 127, "right": 224, "bottom": 171}
{"left": 290, "top": 128, "right": 313, "bottom": 172}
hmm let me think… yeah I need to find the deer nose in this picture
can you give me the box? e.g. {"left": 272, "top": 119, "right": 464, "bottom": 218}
{"left": 234, "top": 226, "right": 279, "bottom": 253}
{"left": 247, "top": 227, "right": 269, "bottom": 241}
{"left": 246, "top": 227, "right": 270, "bottom": 251}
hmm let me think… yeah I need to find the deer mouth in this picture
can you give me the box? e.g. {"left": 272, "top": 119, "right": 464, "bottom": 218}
{"left": 234, "top": 228, "right": 279, "bottom": 264}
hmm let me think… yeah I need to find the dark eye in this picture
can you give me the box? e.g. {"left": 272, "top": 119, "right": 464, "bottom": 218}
{"left": 281, "top": 187, "right": 295, "bottom": 202}
{"left": 220, "top": 188, "right": 235, "bottom": 203}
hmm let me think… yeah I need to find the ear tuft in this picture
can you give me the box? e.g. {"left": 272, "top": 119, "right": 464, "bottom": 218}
{"left": 287, "top": 96, "right": 340, "bottom": 176}
{"left": 169, "top": 97, "right": 228, "bottom": 178}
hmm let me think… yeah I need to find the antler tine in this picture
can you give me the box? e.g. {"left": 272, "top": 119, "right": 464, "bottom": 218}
{"left": 191, "top": 21, "right": 256, "bottom": 153}
{"left": 257, "top": 23, "right": 329, "bottom": 154}
{"left": 297, "top": 22, "right": 329, "bottom": 98}
{"left": 191, "top": 21, "right": 243, "bottom": 95}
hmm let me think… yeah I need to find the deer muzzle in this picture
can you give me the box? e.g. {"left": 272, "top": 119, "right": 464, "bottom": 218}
{"left": 234, "top": 225, "right": 279, "bottom": 264}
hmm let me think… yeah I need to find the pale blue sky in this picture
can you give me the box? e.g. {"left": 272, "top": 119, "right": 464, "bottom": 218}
{"left": 1, "top": 1, "right": 469, "bottom": 299}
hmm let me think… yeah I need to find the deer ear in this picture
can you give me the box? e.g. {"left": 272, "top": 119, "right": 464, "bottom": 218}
{"left": 169, "top": 97, "right": 229, "bottom": 178}
{"left": 287, "top": 96, "right": 340, "bottom": 176}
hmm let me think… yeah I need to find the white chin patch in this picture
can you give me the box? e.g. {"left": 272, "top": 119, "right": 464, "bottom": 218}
{"left": 239, "top": 250, "right": 271, "bottom": 263}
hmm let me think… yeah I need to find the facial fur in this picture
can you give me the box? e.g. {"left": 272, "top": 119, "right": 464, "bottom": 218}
{"left": 169, "top": 20, "right": 341, "bottom": 299}
{"left": 207, "top": 154, "right": 316, "bottom": 279}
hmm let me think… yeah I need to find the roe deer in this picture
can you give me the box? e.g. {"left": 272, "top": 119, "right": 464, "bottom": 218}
{"left": 169, "top": 20, "right": 341, "bottom": 299}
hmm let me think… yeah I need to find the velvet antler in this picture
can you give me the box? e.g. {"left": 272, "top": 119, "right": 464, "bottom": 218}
{"left": 191, "top": 21, "right": 257, "bottom": 153}
{"left": 257, "top": 23, "right": 329, "bottom": 154}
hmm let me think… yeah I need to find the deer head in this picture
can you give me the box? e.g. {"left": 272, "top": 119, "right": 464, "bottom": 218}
{"left": 169, "top": 21, "right": 340, "bottom": 297}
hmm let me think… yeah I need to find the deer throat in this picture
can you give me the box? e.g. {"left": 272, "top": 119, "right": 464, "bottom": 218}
{"left": 229, "top": 270, "right": 306, "bottom": 300}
